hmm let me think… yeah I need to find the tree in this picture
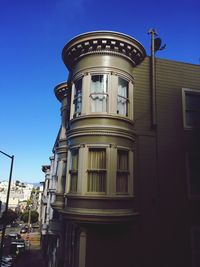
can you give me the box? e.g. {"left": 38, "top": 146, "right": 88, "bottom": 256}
{"left": 0, "top": 209, "right": 18, "bottom": 225}
{"left": 21, "top": 210, "right": 39, "bottom": 223}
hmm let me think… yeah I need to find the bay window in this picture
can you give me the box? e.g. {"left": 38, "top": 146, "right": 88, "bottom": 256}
{"left": 69, "top": 149, "right": 79, "bottom": 192}
{"left": 87, "top": 148, "right": 106, "bottom": 192}
{"left": 117, "top": 77, "right": 129, "bottom": 116}
{"left": 90, "top": 74, "right": 108, "bottom": 112}
{"left": 116, "top": 149, "right": 129, "bottom": 193}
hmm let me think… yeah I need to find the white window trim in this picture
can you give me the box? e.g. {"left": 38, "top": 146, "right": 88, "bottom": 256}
{"left": 182, "top": 88, "right": 200, "bottom": 129}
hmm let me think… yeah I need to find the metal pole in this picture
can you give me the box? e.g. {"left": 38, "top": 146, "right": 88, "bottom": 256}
{"left": 28, "top": 207, "right": 31, "bottom": 232}
{"left": 0, "top": 153, "right": 14, "bottom": 267}
{"left": 148, "top": 29, "right": 157, "bottom": 128}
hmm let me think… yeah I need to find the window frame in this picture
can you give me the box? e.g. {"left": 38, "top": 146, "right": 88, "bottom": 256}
{"left": 86, "top": 146, "right": 107, "bottom": 194}
{"left": 182, "top": 88, "right": 200, "bottom": 129}
{"left": 117, "top": 76, "right": 129, "bottom": 117}
{"left": 69, "top": 148, "right": 79, "bottom": 193}
{"left": 73, "top": 78, "right": 83, "bottom": 118}
{"left": 90, "top": 73, "right": 109, "bottom": 113}
{"left": 116, "top": 148, "right": 130, "bottom": 194}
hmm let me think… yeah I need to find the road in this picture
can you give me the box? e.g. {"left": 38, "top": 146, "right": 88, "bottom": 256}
{"left": 1, "top": 226, "right": 46, "bottom": 267}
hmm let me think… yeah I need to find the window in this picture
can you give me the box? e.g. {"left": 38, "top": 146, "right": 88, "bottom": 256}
{"left": 187, "top": 153, "right": 200, "bottom": 196}
{"left": 183, "top": 89, "right": 200, "bottom": 128}
{"left": 73, "top": 79, "right": 82, "bottom": 117}
{"left": 69, "top": 149, "right": 79, "bottom": 192}
{"left": 116, "top": 150, "right": 129, "bottom": 193}
{"left": 90, "top": 74, "right": 108, "bottom": 112}
{"left": 117, "top": 77, "right": 129, "bottom": 116}
{"left": 87, "top": 148, "right": 106, "bottom": 192}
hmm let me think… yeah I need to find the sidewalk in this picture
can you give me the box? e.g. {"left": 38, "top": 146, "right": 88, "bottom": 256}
{"left": 14, "top": 247, "right": 46, "bottom": 267}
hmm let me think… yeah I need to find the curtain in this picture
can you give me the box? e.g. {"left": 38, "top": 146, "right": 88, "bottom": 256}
{"left": 117, "top": 77, "right": 128, "bottom": 116}
{"left": 116, "top": 150, "right": 128, "bottom": 193}
{"left": 70, "top": 150, "right": 78, "bottom": 192}
{"left": 88, "top": 148, "right": 106, "bottom": 192}
{"left": 90, "top": 75, "right": 107, "bottom": 112}
{"left": 74, "top": 79, "right": 82, "bottom": 115}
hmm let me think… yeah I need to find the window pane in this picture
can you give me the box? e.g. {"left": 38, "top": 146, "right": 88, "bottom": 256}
{"left": 186, "top": 111, "right": 200, "bottom": 127}
{"left": 70, "top": 174, "right": 78, "bottom": 192}
{"left": 117, "top": 150, "right": 128, "bottom": 170}
{"left": 117, "top": 77, "right": 128, "bottom": 116}
{"left": 185, "top": 92, "right": 200, "bottom": 127}
{"left": 186, "top": 93, "right": 200, "bottom": 110}
{"left": 70, "top": 149, "right": 78, "bottom": 192}
{"left": 117, "top": 150, "right": 129, "bottom": 193}
{"left": 88, "top": 148, "right": 106, "bottom": 169}
{"left": 87, "top": 148, "right": 106, "bottom": 192}
{"left": 88, "top": 172, "right": 105, "bottom": 192}
{"left": 74, "top": 79, "right": 82, "bottom": 115}
{"left": 71, "top": 150, "right": 78, "bottom": 170}
{"left": 90, "top": 75, "right": 108, "bottom": 112}
{"left": 116, "top": 173, "right": 128, "bottom": 193}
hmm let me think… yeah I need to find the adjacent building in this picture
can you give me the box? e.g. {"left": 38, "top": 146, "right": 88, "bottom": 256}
{"left": 41, "top": 31, "right": 200, "bottom": 267}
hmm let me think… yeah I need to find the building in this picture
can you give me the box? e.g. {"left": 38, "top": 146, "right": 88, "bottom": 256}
{"left": 0, "top": 180, "right": 33, "bottom": 212}
{"left": 41, "top": 31, "right": 200, "bottom": 267}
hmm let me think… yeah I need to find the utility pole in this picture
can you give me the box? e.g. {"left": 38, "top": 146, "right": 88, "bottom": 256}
{"left": 0, "top": 151, "right": 14, "bottom": 267}
{"left": 148, "top": 28, "right": 158, "bottom": 128}
{"left": 148, "top": 28, "right": 166, "bottom": 128}
{"left": 28, "top": 205, "right": 32, "bottom": 232}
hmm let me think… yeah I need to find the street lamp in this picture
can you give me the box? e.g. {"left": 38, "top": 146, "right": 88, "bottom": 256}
{"left": 0, "top": 150, "right": 14, "bottom": 267}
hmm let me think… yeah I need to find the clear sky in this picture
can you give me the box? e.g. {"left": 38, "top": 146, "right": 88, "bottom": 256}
{"left": 0, "top": 0, "right": 199, "bottom": 183}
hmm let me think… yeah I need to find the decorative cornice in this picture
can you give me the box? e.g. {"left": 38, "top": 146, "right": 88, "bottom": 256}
{"left": 60, "top": 207, "right": 138, "bottom": 224}
{"left": 62, "top": 31, "right": 146, "bottom": 70}
{"left": 42, "top": 165, "right": 50, "bottom": 173}
{"left": 54, "top": 82, "right": 70, "bottom": 102}
{"left": 67, "top": 126, "right": 136, "bottom": 142}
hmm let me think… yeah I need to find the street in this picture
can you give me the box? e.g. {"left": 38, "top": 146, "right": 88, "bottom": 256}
{"left": 15, "top": 230, "right": 46, "bottom": 266}
{"left": 1, "top": 226, "right": 46, "bottom": 267}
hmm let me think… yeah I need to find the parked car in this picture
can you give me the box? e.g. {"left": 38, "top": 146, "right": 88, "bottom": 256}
{"left": 20, "top": 227, "right": 28, "bottom": 234}
{"left": 11, "top": 222, "right": 19, "bottom": 227}
{"left": 1, "top": 255, "right": 13, "bottom": 267}
{"left": 8, "top": 233, "right": 21, "bottom": 239}
{"left": 10, "top": 239, "right": 25, "bottom": 255}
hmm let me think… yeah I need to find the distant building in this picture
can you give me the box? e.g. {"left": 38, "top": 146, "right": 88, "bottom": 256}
{"left": 0, "top": 180, "right": 33, "bottom": 211}
{"left": 41, "top": 31, "right": 200, "bottom": 267}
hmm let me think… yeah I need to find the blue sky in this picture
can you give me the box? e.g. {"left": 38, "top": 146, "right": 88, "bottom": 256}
{"left": 0, "top": 0, "right": 199, "bottom": 183}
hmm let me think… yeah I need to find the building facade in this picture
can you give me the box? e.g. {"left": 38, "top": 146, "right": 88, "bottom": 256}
{"left": 41, "top": 31, "right": 200, "bottom": 267}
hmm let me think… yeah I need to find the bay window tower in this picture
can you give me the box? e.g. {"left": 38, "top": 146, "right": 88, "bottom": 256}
{"left": 62, "top": 31, "right": 146, "bottom": 223}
